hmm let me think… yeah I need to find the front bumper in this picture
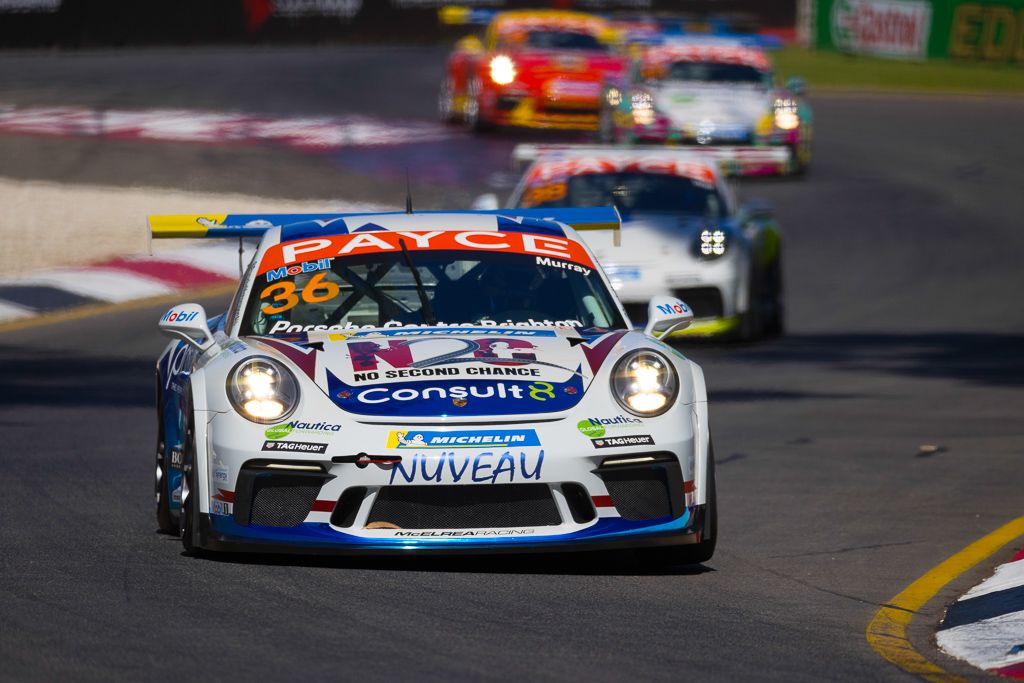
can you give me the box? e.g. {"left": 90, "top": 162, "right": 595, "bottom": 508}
{"left": 198, "top": 403, "right": 705, "bottom": 554}
{"left": 197, "top": 505, "right": 706, "bottom": 555}
{"left": 484, "top": 90, "right": 601, "bottom": 130}
{"left": 612, "top": 256, "right": 747, "bottom": 336}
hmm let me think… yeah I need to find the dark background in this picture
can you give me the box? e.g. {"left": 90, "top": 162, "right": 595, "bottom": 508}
{"left": 0, "top": 0, "right": 797, "bottom": 47}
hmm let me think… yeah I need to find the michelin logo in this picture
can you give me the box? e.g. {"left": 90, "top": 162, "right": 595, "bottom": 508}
{"left": 387, "top": 429, "right": 541, "bottom": 450}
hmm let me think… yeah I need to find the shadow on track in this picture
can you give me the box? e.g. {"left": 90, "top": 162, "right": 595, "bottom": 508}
{"left": 0, "top": 347, "right": 153, "bottom": 407}
{"left": 176, "top": 542, "right": 716, "bottom": 578}
{"left": 677, "top": 331, "right": 1024, "bottom": 389}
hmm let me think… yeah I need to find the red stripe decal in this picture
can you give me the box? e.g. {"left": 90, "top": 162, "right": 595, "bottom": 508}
{"left": 311, "top": 499, "right": 337, "bottom": 512}
{"left": 684, "top": 480, "right": 695, "bottom": 494}
{"left": 1012, "top": 547, "right": 1024, "bottom": 562}
{"left": 592, "top": 495, "right": 614, "bottom": 508}
{"left": 214, "top": 489, "right": 235, "bottom": 502}
{"left": 98, "top": 258, "right": 232, "bottom": 288}
{"left": 991, "top": 661, "right": 1024, "bottom": 678}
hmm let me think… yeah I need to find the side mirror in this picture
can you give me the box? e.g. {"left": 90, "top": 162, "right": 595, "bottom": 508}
{"left": 786, "top": 76, "right": 807, "bottom": 97}
{"left": 159, "top": 303, "right": 216, "bottom": 352}
{"left": 471, "top": 193, "right": 500, "bottom": 211}
{"left": 643, "top": 296, "right": 693, "bottom": 339}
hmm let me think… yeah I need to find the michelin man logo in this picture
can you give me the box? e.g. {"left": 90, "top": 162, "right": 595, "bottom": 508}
{"left": 396, "top": 431, "right": 428, "bottom": 448}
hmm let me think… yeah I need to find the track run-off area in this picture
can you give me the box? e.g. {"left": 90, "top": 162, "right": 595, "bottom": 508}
{"left": 0, "top": 47, "right": 1023, "bottom": 681}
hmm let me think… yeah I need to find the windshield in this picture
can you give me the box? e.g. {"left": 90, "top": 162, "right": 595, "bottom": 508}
{"left": 663, "top": 61, "right": 768, "bottom": 85}
{"left": 241, "top": 236, "right": 626, "bottom": 336}
{"left": 517, "top": 172, "right": 725, "bottom": 218}
{"left": 504, "top": 30, "right": 608, "bottom": 52}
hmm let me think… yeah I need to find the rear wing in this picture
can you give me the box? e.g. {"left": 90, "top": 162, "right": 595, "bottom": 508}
{"left": 512, "top": 143, "right": 793, "bottom": 177}
{"left": 149, "top": 208, "right": 621, "bottom": 239}
{"left": 438, "top": 6, "right": 496, "bottom": 26}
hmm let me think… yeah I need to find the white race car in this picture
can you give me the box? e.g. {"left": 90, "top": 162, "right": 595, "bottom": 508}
{"left": 478, "top": 144, "right": 783, "bottom": 339}
{"left": 598, "top": 37, "right": 813, "bottom": 176}
{"left": 152, "top": 208, "right": 716, "bottom": 564}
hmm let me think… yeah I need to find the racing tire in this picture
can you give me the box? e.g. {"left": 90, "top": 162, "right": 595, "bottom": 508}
{"left": 737, "top": 276, "right": 763, "bottom": 342}
{"left": 637, "top": 447, "right": 717, "bottom": 568}
{"left": 463, "top": 78, "right": 491, "bottom": 133}
{"left": 154, "top": 380, "right": 176, "bottom": 534}
{"left": 179, "top": 394, "right": 201, "bottom": 556}
{"left": 763, "top": 255, "right": 785, "bottom": 338}
{"left": 438, "top": 77, "right": 458, "bottom": 125}
{"left": 597, "top": 108, "right": 616, "bottom": 143}
{"left": 788, "top": 141, "right": 811, "bottom": 176}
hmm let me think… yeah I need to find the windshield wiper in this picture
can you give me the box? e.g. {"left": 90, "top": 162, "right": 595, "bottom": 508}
{"left": 398, "top": 238, "right": 437, "bottom": 326}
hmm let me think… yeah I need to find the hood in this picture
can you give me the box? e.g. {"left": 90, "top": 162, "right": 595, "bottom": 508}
{"left": 652, "top": 83, "right": 768, "bottom": 130}
{"left": 249, "top": 327, "right": 629, "bottom": 419}
{"left": 509, "top": 50, "right": 625, "bottom": 97}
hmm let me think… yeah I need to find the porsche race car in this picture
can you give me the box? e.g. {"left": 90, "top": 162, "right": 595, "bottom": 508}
{"left": 598, "top": 37, "right": 812, "bottom": 175}
{"left": 488, "top": 144, "right": 784, "bottom": 339}
{"left": 438, "top": 8, "right": 627, "bottom": 131}
{"left": 153, "top": 207, "right": 716, "bottom": 564}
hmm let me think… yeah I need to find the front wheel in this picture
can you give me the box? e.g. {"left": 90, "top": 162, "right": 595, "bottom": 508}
{"left": 155, "top": 384, "right": 176, "bottom": 534}
{"left": 438, "top": 77, "right": 458, "bottom": 125}
{"left": 597, "top": 107, "right": 617, "bottom": 143}
{"left": 179, "top": 397, "right": 201, "bottom": 555}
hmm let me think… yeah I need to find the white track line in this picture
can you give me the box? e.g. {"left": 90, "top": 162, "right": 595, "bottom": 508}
{"left": 15, "top": 269, "right": 173, "bottom": 302}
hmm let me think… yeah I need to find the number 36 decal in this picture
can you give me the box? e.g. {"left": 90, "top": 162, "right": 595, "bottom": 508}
{"left": 260, "top": 272, "right": 341, "bottom": 315}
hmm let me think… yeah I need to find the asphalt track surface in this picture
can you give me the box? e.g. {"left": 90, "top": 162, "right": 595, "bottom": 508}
{"left": 1, "top": 47, "right": 1023, "bottom": 681}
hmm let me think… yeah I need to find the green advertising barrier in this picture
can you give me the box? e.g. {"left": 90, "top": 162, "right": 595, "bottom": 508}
{"left": 806, "top": 0, "right": 1024, "bottom": 62}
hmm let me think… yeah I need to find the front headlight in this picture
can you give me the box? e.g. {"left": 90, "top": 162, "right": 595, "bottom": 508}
{"left": 698, "top": 228, "right": 728, "bottom": 257}
{"left": 631, "top": 91, "right": 655, "bottom": 126}
{"left": 774, "top": 99, "right": 800, "bottom": 130}
{"left": 611, "top": 350, "right": 678, "bottom": 417}
{"left": 489, "top": 55, "right": 516, "bottom": 85}
{"left": 226, "top": 357, "right": 299, "bottom": 424}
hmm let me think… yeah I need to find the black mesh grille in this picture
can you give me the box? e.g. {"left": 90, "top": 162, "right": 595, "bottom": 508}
{"left": 602, "top": 469, "right": 672, "bottom": 521}
{"left": 249, "top": 479, "right": 320, "bottom": 527}
{"left": 671, "top": 287, "right": 724, "bottom": 319}
{"left": 367, "top": 484, "right": 560, "bottom": 529}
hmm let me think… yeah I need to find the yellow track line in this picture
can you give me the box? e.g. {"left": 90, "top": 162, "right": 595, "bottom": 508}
{"left": 0, "top": 283, "right": 236, "bottom": 335}
{"left": 866, "top": 516, "right": 1024, "bottom": 682}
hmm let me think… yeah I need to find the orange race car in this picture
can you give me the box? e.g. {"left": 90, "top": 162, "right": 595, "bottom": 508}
{"left": 438, "top": 8, "right": 628, "bottom": 132}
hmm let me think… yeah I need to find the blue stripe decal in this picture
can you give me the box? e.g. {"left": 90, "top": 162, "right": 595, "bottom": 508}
{"left": 209, "top": 508, "right": 693, "bottom": 549}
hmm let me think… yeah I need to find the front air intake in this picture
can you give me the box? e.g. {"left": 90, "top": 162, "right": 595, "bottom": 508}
{"left": 367, "top": 484, "right": 560, "bottom": 530}
{"left": 233, "top": 463, "right": 333, "bottom": 528}
{"left": 596, "top": 453, "right": 685, "bottom": 521}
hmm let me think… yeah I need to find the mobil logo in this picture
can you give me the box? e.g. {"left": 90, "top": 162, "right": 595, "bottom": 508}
{"left": 265, "top": 257, "right": 334, "bottom": 283}
{"left": 162, "top": 309, "right": 199, "bottom": 323}
{"left": 656, "top": 301, "right": 690, "bottom": 316}
{"left": 347, "top": 336, "right": 538, "bottom": 373}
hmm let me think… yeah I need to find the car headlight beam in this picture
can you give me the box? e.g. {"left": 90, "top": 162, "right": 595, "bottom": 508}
{"left": 631, "top": 92, "right": 655, "bottom": 126}
{"left": 226, "top": 357, "right": 300, "bottom": 424}
{"left": 699, "top": 228, "right": 727, "bottom": 257}
{"left": 774, "top": 98, "right": 800, "bottom": 130}
{"left": 611, "top": 350, "right": 678, "bottom": 417}
{"left": 489, "top": 55, "right": 516, "bottom": 85}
